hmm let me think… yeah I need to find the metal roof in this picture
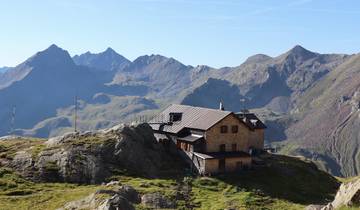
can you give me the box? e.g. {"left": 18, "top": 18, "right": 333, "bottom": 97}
{"left": 193, "top": 151, "right": 251, "bottom": 159}
{"left": 149, "top": 104, "right": 231, "bottom": 134}
{"left": 177, "top": 134, "right": 204, "bottom": 143}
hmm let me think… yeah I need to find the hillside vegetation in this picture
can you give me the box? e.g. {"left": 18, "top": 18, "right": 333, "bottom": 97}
{"left": 0, "top": 124, "right": 341, "bottom": 209}
{"left": 0, "top": 154, "right": 340, "bottom": 210}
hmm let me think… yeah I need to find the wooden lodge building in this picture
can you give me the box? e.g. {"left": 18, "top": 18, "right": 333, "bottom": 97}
{"left": 149, "top": 104, "right": 266, "bottom": 175}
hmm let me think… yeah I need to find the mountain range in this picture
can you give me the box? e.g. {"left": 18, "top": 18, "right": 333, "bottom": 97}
{"left": 0, "top": 44, "right": 359, "bottom": 177}
{"left": 0, "top": 66, "right": 10, "bottom": 74}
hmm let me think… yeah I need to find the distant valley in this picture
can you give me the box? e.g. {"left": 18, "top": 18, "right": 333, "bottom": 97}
{"left": 0, "top": 44, "right": 359, "bottom": 177}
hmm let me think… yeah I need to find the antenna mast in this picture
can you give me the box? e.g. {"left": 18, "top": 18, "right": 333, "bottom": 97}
{"left": 240, "top": 98, "right": 246, "bottom": 112}
{"left": 10, "top": 105, "right": 16, "bottom": 133}
{"left": 74, "top": 95, "right": 78, "bottom": 132}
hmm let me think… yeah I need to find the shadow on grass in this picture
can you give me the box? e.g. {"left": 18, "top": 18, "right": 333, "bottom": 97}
{"left": 215, "top": 154, "right": 340, "bottom": 205}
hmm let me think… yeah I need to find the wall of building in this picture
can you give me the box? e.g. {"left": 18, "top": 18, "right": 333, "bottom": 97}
{"left": 248, "top": 129, "right": 265, "bottom": 150}
{"left": 205, "top": 114, "right": 250, "bottom": 153}
{"left": 204, "top": 157, "right": 252, "bottom": 174}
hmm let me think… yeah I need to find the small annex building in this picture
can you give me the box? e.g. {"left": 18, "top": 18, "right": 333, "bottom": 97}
{"left": 149, "top": 104, "right": 266, "bottom": 175}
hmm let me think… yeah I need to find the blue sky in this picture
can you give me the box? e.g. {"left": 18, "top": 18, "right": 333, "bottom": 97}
{"left": 0, "top": 0, "right": 359, "bottom": 68}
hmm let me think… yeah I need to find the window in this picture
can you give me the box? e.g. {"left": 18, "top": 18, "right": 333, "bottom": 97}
{"left": 232, "top": 144, "right": 237, "bottom": 151}
{"left": 169, "top": 112, "right": 182, "bottom": 122}
{"left": 231, "top": 125, "right": 238, "bottom": 133}
{"left": 220, "top": 125, "right": 228, "bottom": 133}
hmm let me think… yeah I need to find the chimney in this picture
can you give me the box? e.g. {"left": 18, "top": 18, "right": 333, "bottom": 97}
{"left": 219, "top": 101, "right": 225, "bottom": 111}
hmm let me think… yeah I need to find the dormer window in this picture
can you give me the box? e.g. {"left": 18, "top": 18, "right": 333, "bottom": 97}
{"left": 169, "top": 112, "right": 182, "bottom": 122}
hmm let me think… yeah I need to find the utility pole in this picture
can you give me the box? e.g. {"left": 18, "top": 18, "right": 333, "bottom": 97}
{"left": 10, "top": 105, "right": 16, "bottom": 134}
{"left": 74, "top": 95, "right": 78, "bottom": 132}
{"left": 240, "top": 98, "right": 246, "bottom": 112}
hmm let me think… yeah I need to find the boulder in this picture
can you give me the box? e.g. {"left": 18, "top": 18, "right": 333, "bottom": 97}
{"left": 305, "top": 205, "right": 325, "bottom": 210}
{"left": 58, "top": 188, "right": 134, "bottom": 210}
{"left": 307, "top": 177, "right": 360, "bottom": 210}
{"left": 11, "top": 151, "right": 34, "bottom": 178}
{"left": 117, "top": 185, "right": 141, "bottom": 204}
{"left": 331, "top": 178, "right": 360, "bottom": 208}
{"left": 98, "top": 194, "right": 134, "bottom": 210}
{"left": 141, "top": 192, "right": 176, "bottom": 209}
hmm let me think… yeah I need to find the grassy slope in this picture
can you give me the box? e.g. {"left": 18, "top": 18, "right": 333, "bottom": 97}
{"left": 0, "top": 138, "right": 341, "bottom": 210}
{"left": 0, "top": 168, "right": 101, "bottom": 210}
{"left": 0, "top": 169, "right": 305, "bottom": 210}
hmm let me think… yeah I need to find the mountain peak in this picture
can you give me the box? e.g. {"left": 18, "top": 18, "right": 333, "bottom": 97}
{"left": 34, "top": 44, "right": 71, "bottom": 60}
{"left": 48, "top": 44, "right": 61, "bottom": 50}
{"left": 21, "top": 45, "right": 75, "bottom": 69}
{"left": 104, "top": 47, "right": 116, "bottom": 54}
{"left": 276, "top": 45, "right": 318, "bottom": 62}
{"left": 287, "top": 45, "right": 316, "bottom": 57}
{"left": 72, "top": 47, "right": 130, "bottom": 71}
{"left": 290, "top": 45, "right": 308, "bottom": 52}
{"left": 244, "top": 54, "right": 272, "bottom": 64}
{"left": 42, "top": 44, "right": 69, "bottom": 55}
{"left": 134, "top": 54, "right": 168, "bottom": 64}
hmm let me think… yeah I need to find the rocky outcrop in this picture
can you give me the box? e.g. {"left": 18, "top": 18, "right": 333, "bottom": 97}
{"left": 7, "top": 123, "right": 183, "bottom": 184}
{"left": 331, "top": 178, "right": 360, "bottom": 208}
{"left": 141, "top": 192, "right": 176, "bottom": 209}
{"left": 59, "top": 185, "right": 139, "bottom": 210}
{"left": 306, "top": 177, "right": 360, "bottom": 210}
{"left": 60, "top": 185, "right": 177, "bottom": 210}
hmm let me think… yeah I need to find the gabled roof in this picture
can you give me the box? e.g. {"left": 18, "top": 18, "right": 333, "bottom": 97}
{"left": 149, "top": 104, "right": 231, "bottom": 134}
{"left": 235, "top": 113, "right": 267, "bottom": 129}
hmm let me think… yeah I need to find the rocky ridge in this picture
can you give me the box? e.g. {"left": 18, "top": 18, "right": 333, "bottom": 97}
{"left": 3, "top": 123, "right": 183, "bottom": 184}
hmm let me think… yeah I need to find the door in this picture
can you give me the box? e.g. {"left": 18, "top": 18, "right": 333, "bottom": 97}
{"left": 218, "top": 158, "right": 225, "bottom": 173}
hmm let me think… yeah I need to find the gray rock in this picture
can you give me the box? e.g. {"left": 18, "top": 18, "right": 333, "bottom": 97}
{"left": 307, "top": 177, "right": 360, "bottom": 210}
{"left": 141, "top": 192, "right": 176, "bottom": 209}
{"left": 305, "top": 204, "right": 334, "bottom": 210}
{"left": 7, "top": 123, "right": 179, "bottom": 184}
{"left": 59, "top": 188, "right": 134, "bottom": 210}
{"left": 332, "top": 178, "right": 360, "bottom": 208}
{"left": 10, "top": 151, "right": 34, "bottom": 178}
{"left": 105, "top": 180, "right": 121, "bottom": 187}
{"left": 117, "top": 185, "right": 140, "bottom": 204}
{"left": 46, "top": 132, "right": 79, "bottom": 147}
{"left": 99, "top": 194, "right": 134, "bottom": 210}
